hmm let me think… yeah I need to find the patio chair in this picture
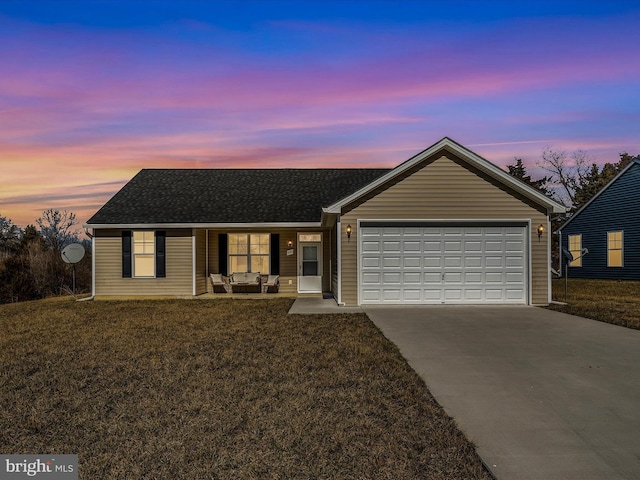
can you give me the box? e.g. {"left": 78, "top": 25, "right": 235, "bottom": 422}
{"left": 210, "top": 273, "right": 229, "bottom": 293}
{"left": 263, "top": 275, "right": 280, "bottom": 293}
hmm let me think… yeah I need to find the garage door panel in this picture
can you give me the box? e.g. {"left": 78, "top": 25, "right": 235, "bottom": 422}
{"left": 424, "top": 256, "right": 441, "bottom": 268}
{"left": 485, "top": 290, "right": 504, "bottom": 300}
{"left": 403, "top": 241, "right": 421, "bottom": 251}
{"left": 506, "top": 272, "right": 524, "bottom": 283}
{"left": 383, "top": 241, "right": 401, "bottom": 252}
{"left": 403, "top": 290, "right": 421, "bottom": 301}
{"left": 464, "top": 272, "right": 483, "bottom": 284}
{"left": 423, "top": 288, "right": 444, "bottom": 303}
{"left": 506, "top": 289, "right": 525, "bottom": 300}
{"left": 444, "top": 289, "right": 463, "bottom": 300}
{"left": 465, "top": 256, "right": 482, "bottom": 268}
{"left": 444, "top": 256, "right": 462, "bottom": 267}
{"left": 362, "top": 289, "right": 381, "bottom": 301}
{"left": 383, "top": 272, "right": 401, "bottom": 284}
{"left": 403, "top": 272, "right": 422, "bottom": 283}
{"left": 423, "top": 241, "right": 442, "bottom": 251}
{"left": 465, "top": 241, "right": 482, "bottom": 252}
{"left": 424, "top": 272, "right": 441, "bottom": 283}
{"left": 362, "top": 241, "right": 381, "bottom": 252}
{"left": 382, "top": 289, "right": 401, "bottom": 301}
{"left": 360, "top": 225, "right": 527, "bottom": 305}
{"left": 361, "top": 256, "right": 380, "bottom": 268}
{"left": 403, "top": 256, "right": 421, "bottom": 268}
{"left": 485, "top": 256, "right": 504, "bottom": 268}
{"left": 485, "top": 241, "right": 504, "bottom": 252}
{"left": 506, "top": 256, "right": 524, "bottom": 267}
{"left": 382, "top": 256, "right": 401, "bottom": 268}
{"left": 465, "top": 289, "right": 483, "bottom": 300}
{"left": 485, "top": 272, "right": 503, "bottom": 283}
{"left": 444, "top": 272, "right": 462, "bottom": 283}
{"left": 362, "top": 272, "right": 381, "bottom": 284}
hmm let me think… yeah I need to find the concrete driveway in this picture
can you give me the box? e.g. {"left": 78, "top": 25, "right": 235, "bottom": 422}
{"left": 363, "top": 306, "right": 640, "bottom": 480}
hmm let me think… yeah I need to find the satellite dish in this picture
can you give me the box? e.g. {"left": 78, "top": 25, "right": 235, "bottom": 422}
{"left": 562, "top": 248, "right": 573, "bottom": 262}
{"left": 61, "top": 243, "right": 85, "bottom": 264}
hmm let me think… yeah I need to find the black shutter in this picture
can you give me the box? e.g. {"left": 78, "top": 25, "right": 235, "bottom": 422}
{"left": 122, "top": 231, "right": 132, "bottom": 278}
{"left": 270, "top": 233, "right": 280, "bottom": 275}
{"left": 218, "top": 234, "right": 228, "bottom": 276}
{"left": 155, "top": 231, "right": 166, "bottom": 278}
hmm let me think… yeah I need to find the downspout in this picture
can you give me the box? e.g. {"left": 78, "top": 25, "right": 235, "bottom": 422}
{"left": 192, "top": 229, "right": 197, "bottom": 296}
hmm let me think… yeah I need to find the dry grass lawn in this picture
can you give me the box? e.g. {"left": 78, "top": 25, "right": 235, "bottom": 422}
{"left": 547, "top": 278, "right": 640, "bottom": 330}
{"left": 0, "top": 297, "right": 491, "bottom": 479}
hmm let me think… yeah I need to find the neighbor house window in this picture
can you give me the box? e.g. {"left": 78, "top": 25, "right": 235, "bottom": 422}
{"left": 608, "top": 231, "right": 623, "bottom": 267}
{"left": 133, "top": 231, "right": 155, "bottom": 277}
{"left": 568, "top": 234, "right": 582, "bottom": 267}
{"left": 228, "top": 233, "right": 269, "bottom": 274}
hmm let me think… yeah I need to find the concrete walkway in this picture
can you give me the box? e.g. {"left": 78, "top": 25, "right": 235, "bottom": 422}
{"left": 288, "top": 297, "right": 364, "bottom": 314}
{"left": 363, "top": 305, "right": 640, "bottom": 480}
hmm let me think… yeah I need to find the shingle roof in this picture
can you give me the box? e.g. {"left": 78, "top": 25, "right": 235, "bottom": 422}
{"left": 86, "top": 168, "right": 391, "bottom": 225}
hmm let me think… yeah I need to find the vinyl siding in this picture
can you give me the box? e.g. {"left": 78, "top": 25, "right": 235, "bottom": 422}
{"left": 194, "top": 230, "right": 207, "bottom": 294}
{"left": 561, "top": 162, "right": 640, "bottom": 280}
{"left": 339, "top": 154, "right": 550, "bottom": 305}
{"left": 94, "top": 229, "right": 193, "bottom": 296}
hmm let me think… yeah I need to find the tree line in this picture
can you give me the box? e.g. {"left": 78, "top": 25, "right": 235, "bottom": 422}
{"left": 0, "top": 209, "right": 91, "bottom": 304}
{"left": 506, "top": 148, "right": 637, "bottom": 211}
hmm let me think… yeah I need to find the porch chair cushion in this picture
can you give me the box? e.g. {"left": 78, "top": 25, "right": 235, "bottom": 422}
{"left": 264, "top": 274, "right": 279, "bottom": 293}
{"left": 210, "top": 273, "right": 228, "bottom": 293}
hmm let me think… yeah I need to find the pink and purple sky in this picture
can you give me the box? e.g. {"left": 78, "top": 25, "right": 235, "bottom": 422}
{"left": 1, "top": 1, "right": 639, "bottom": 228}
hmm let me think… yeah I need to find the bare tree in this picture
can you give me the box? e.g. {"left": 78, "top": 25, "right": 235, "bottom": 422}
{"left": 36, "top": 209, "right": 80, "bottom": 253}
{"left": 537, "top": 147, "right": 593, "bottom": 207}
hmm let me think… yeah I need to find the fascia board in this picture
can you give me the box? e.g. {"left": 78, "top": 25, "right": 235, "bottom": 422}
{"left": 83, "top": 222, "right": 322, "bottom": 229}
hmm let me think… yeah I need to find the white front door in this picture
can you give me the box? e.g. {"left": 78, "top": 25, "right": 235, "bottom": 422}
{"left": 298, "top": 241, "right": 322, "bottom": 293}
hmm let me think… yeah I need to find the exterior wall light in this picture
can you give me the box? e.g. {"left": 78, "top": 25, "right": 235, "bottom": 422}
{"left": 346, "top": 224, "right": 352, "bottom": 241}
{"left": 287, "top": 240, "right": 293, "bottom": 248}
{"left": 537, "top": 224, "right": 545, "bottom": 241}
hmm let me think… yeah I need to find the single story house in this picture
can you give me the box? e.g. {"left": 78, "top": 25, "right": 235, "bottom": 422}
{"left": 84, "top": 137, "right": 565, "bottom": 305}
{"left": 558, "top": 157, "right": 640, "bottom": 279}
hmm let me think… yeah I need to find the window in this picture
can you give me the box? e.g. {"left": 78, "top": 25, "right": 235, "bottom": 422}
{"left": 228, "top": 233, "right": 269, "bottom": 274}
{"left": 568, "top": 234, "right": 582, "bottom": 267}
{"left": 608, "top": 231, "right": 623, "bottom": 267}
{"left": 133, "top": 231, "right": 155, "bottom": 277}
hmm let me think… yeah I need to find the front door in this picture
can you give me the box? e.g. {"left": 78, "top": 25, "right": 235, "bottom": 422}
{"left": 298, "top": 235, "right": 322, "bottom": 293}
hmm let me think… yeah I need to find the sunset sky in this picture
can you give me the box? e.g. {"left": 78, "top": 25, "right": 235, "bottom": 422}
{"left": 1, "top": 1, "right": 639, "bottom": 229}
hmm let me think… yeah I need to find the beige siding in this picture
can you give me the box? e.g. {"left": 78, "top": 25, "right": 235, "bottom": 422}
{"left": 95, "top": 229, "right": 193, "bottom": 296}
{"left": 339, "top": 154, "right": 550, "bottom": 306}
{"left": 195, "top": 230, "right": 207, "bottom": 295}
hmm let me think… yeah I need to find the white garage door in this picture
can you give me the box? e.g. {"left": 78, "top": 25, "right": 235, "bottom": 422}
{"left": 359, "top": 225, "right": 527, "bottom": 304}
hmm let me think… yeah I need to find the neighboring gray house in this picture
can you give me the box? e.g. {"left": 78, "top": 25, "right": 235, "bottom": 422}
{"left": 559, "top": 158, "right": 640, "bottom": 279}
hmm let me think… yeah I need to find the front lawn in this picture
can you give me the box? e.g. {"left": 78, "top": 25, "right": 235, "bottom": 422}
{"left": 547, "top": 278, "right": 640, "bottom": 330}
{"left": 0, "top": 298, "right": 491, "bottom": 479}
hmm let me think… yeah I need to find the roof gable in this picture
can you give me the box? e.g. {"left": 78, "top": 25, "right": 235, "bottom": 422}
{"left": 324, "top": 137, "right": 566, "bottom": 215}
{"left": 560, "top": 158, "right": 640, "bottom": 231}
